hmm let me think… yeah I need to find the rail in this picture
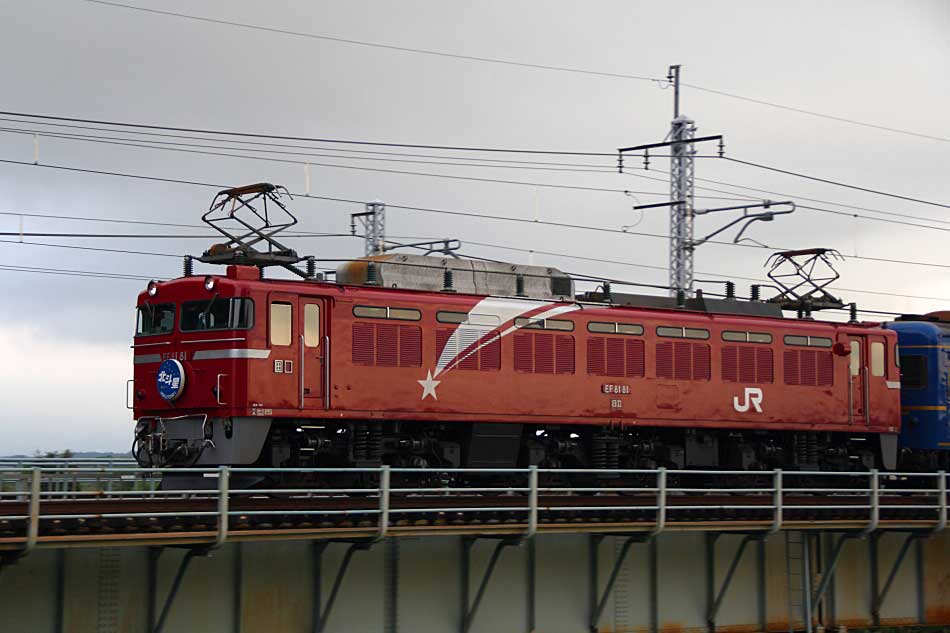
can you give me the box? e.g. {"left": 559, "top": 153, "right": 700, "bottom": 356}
{"left": 0, "top": 466, "right": 946, "bottom": 551}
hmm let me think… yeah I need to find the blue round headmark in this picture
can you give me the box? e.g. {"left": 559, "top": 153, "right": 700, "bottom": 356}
{"left": 156, "top": 359, "right": 186, "bottom": 401}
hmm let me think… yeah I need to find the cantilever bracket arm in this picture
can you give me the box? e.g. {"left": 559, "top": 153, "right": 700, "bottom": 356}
{"left": 706, "top": 533, "right": 764, "bottom": 631}
{"left": 692, "top": 201, "right": 795, "bottom": 248}
{"left": 589, "top": 533, "right": 653, "bottom": 633}
{"left": 312, "top": 540, "right": 375, "bottom": 633}
{"left": 150, "top": 546, "right": 209, "bottom": 633}
{"left": 460, "top": 537, "right": 522, "bottom": 633}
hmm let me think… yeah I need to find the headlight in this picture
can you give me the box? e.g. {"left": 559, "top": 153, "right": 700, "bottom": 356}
{"left": 204, "top": 276, "right": 215, "bottom": 291}
{"left": 147, "top": 280, "right": 159, "bottom": 296}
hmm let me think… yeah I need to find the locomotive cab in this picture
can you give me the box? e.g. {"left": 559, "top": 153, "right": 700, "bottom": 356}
{"left": 131, "top": 265, "right": 331, "bottom": 469}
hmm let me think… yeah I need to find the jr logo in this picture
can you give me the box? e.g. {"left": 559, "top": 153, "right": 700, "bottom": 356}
{"left": 733, "top": 387, "right": 763, "bottom": 413}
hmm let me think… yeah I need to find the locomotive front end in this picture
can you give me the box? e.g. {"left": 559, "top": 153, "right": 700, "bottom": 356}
{"left": 131, "top": 266, "right": 269, "bottom": 468}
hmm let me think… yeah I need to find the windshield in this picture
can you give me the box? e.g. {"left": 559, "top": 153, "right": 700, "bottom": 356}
{"left": 136, "top": 303, "right": 175, "bottom": 336}
{"left": 181, "top": 297, "right": 254, "bottom": 332}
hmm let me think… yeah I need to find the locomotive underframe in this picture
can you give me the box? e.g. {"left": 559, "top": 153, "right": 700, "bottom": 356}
{"left": 134, "top": 414, "right": 933, "bottom": 480}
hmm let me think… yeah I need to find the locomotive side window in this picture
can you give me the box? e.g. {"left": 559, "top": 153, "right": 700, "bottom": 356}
{"left": 180, "top": 298, "right": 254, "bottom": 332}
{"left": 304, "top": 304, "right": 320, "bottom": 348}
{"left": 588, "top": 321, "right": 644, "bottom": 336}
{"left": 353, "top": 306, "right": 421, "bottom": 321}
{"left": 784, "top": 335, "right": 833, "bottom": 348}
{"left": 850, "top": 341, "right": 861, "bottom": 376}
{"left": 870, "top": 342, "right": 885, "bottom": 377}
{"left": 515, "top": 317, "right": 574, "bottom": 331}
{"left": 722, "top": 331, "right": 772, "bottom": 344}
{"left": 136, "top": 303, "right": 175, "bottom": 336}
{"left": 657, "top": 326, "right": 709, "bottom": 340}
{"left": 436, "top": 311, "right": 501, "bottom": 326}
{"left": 899, "top": 355, "right": 927, "bottom": 390}
{"left": 270, "top": 302, "right": 292, "bottom": 346}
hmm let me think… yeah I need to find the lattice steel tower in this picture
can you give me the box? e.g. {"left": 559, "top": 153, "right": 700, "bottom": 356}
{"left": 668, "top": 65, "right": 696, "bottom": 298}
{"left": 353, "top": 200, "right": 386, "bottom": 256}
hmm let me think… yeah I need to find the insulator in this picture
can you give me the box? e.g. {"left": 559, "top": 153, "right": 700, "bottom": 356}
{"left": 750, "top": 285, "right": 761, "bottom": 301}
{"left": 306, "top": 256, "right": 317, "bottom": 279}
{"left": 182, "top": 255, "right": 194, "bottom": 278}
{"left": 849, "top": 302, "right": 858, "bottom": 323}
{"left": 602, "top": 281, "right": 612, "bottom": 303}
{"left": 515, "top": 274, "right": 526, "bottom": 297}
{"left": 725, "top": 281, "right": 735, "bottom": 299}
{"left": 442, "top": 268, "right": 455, "bottom": 292}
{"left": 366, "top": 261, "right": 379, "bottom": 285}
{"left": 676, "top": 289, "right": 686, "bottom": 308}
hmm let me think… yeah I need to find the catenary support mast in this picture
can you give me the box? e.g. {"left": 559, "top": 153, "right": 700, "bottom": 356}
{"left": 668, "top": 65, "right": 696, "bottom": 297}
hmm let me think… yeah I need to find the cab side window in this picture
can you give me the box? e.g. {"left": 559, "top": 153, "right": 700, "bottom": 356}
{"left": 270, "top": 302, "right": 293, "bottom": 346}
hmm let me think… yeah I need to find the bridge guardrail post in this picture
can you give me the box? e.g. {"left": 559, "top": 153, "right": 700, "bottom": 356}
{"left": 376, "top": 465, "right": 391, "bottom": 541}
{"left": 861, "top": 469, "right": 880, "bottom": 537}
{"left": 650, "top": 467, "right": 667, "bottom": 537}
{"left": 215, "top": 466, "right": 229, "bottom": 549}
{"left": 24, "top": 467, "right": 41, "bottom": 556}
{"left": 935, "top": 470, "right": 947, "bottom": 534}
{"left": 527, "top": 466, "right": 538, "bottom": 539}
{"left": 770, "top": 469, "right": 783, "bottom": 534}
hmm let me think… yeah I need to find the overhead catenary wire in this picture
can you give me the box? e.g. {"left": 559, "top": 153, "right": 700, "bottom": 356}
{"left": 5, "top": 157, "right": 950, "bottom": 273}
{"left": 14, "top": 122, "right": 949, "bottom": 234}
{"left": 75, "top": 0, "right": 949, "bottom": 144}
{"left": 719, "top": 157, "right": 950, "bottom": 209}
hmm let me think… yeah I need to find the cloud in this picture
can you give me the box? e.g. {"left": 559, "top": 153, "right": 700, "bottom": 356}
{"left": 0, "top": 323, "right": 132, "bottom": 455}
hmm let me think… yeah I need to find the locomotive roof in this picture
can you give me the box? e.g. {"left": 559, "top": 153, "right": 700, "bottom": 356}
{"left": 138, "top": 264, "right": 887, "bottom": 333}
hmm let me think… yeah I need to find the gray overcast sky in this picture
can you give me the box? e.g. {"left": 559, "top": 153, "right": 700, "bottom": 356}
{"left": 0, "top": 0, "right": 947, "bottom": 454}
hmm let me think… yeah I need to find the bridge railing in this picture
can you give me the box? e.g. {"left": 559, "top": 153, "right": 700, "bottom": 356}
{"left": 0, "top": 466, "right": 946, "bottom": 552}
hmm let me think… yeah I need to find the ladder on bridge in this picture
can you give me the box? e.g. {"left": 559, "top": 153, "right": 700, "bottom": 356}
{"left": 785, "top": 530, "right": 809, "bottom": 633}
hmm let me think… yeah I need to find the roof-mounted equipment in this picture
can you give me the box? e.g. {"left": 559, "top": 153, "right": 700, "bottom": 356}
{"left": 765, "top": 248, "right": 846, "bottom": 316}
{"left": 198, "top": 183, "right": 311, "bottom": 278}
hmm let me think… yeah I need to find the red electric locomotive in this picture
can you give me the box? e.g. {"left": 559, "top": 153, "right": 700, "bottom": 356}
{"left": 131, "top": 185, "right": 902, "bottom": 477}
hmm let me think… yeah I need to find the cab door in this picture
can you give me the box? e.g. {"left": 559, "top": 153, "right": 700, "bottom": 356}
{"left": 845, "top": 334, "right": 869, "bottom": 425}
{"left": 299, "top": 297, "right": 327, "bottom": 408}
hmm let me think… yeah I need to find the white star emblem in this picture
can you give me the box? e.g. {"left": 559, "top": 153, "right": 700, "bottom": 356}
{"left": 417, "top": 370, "right": 441, "bottom": 400}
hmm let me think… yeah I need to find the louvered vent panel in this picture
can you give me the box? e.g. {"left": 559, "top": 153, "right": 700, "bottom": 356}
{"left": 625, "top": 339, "right": 645, "bottom": 377}
{"left": 376, "top": 323, "right": 398, "bottom": 367}
{"left": 398, "top": 326, "right": 422, "bottom": 367}
{"left": 693, "top": 344, "right": 711, "bottom": 380}
{"left": 436, "top": 328, "right": 452, "bottom": 359}
{"left": 800, "top": 350, "right": 817, "bottom": 386}
{"left": 817, "top": 352, "right": 834, "bottom": 386}
{"left": 535, "top": 333, "right": 554, "bottom": 374}
{"left": 480, "top": 335, "right": 501, "bottom": 370}
{"left": 738, "top": 346, "right": 756, "bottom": 383}
{"left": 657, "top": 342, "right": 674, "bottom": 379}
{"left": 605, "top": 338, "right": 625, "bottom": 377}
{"left": 514, "top": 333, "right": 533, "bottom": 372}
{"left": 352, "top": 323, "right": 375, "bottom": 365}
{"left": 456, "top": 327, "right": 480, "bottom": 370}
{"left": 757, "top": 348, "right": 774, "bottom": 383}
{"left": 784, "top": 350, "right": 800, "bottom": 385}
{"left": 555, "top": 335, "right": 575, "bottom": 374}
{"left": 674, "top": 342, "right": 692, "bottom": 380}
{"left": 587, "top": 338, "right": 606, "bottom": 375}
{"left": 722, "top": 346, "right": 739, "bottom": 382}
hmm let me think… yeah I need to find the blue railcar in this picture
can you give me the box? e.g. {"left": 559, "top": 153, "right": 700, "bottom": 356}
{"left": 885, "top": 316, "right": 950, "bottom": 468}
